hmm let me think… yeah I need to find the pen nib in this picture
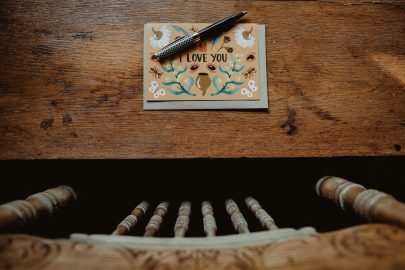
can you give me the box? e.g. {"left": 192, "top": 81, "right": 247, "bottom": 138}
{"left": 242, "top": 11, "right": 247, "bottom": 15}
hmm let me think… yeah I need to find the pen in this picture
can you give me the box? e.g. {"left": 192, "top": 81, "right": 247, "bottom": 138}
{"left": 153, "top": 11, "right": 247, "bottom": 61}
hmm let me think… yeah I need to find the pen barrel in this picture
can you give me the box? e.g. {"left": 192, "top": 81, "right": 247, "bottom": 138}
{"left": 154, "top": 33, "right": 198, "bottom": 61}
{"left": 198, "top": 11, "right": 246, "bottom": 40}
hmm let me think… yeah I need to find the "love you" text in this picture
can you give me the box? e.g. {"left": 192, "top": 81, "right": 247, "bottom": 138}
{"left": 179, "top": 53, "right": 228, "bottom": 63}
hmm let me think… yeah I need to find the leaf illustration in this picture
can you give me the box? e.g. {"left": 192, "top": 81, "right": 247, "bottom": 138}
{"left": 231, "top": 81, "right": 243, "bottom": 85}
{"left": 160, "top": 59, "right": 175, "bottom": 73}
{"left": 230, "top": 54, "right": 244, "bottom": 72}
{"left": 233, "top": 65, "right": 245, "bottom": 72}
{"left": 175, "top": 65, "right": 188, "bottom": 79}
{"left": 171, "top": 25, "right": 188, "bottom": 35}
{"left": 163, "top": 81, "right": 177, "bottom": 86}
{"left": 166, "top": 88, "right": 184, "bottom": 95}
{"left": 211, "top": 80, "right": 243, "bottom": 96}
{"left": 186, "top": 76, "right": 194, "bottom": 91}
{"left": 212, "top": 75, "right": 219, "bottom": 92}
{"left": 211, "top": 34, "right": 221, "bottom": 48}
{"left": 223, "top": 87, "right": 240, "bottom": 95}
{"left": 219, "top": 65, "right": 231, "bottom": 79}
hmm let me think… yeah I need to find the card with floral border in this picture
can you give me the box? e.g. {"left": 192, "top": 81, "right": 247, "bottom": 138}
{"left": 143, "top": 23, "right": 268, "bottom": 110}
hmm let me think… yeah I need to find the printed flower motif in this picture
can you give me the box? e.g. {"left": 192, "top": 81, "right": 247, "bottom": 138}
{"left": 248, "top": 80, "right": 257, "bottom": 92}
{"left": 218, "top": 36, "right": 233, "bottom": 53}
{"left": 149, "top": 81, "right": 159, "bottom": 93}
{"left": 150, "top": 26, "right": 171, "bottom": 49}
{"left": 148, "top": 81, "right": 166, "bottom": 99}
{"left": 153, "top": 89, "right": 166, "bottom": 99}
{"left": 241, "top": 88, "right": 253, "bottom": 98}
{"left": 234, "top": 26, "right": 255, "bottom": 48}
{"left": 241, "top": 80, "right": 257, "bottom": 98}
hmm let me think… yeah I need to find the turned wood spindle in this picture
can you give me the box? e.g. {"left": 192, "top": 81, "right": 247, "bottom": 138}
{"left": 225, "top": 199, "right": 249, "bottom": 234}
{"left": 202, "top": 201, "right": 217, "bottom": 237}
{"left": 0, "top": 185, "right": 76, "bottom": 230}
{"left": 316, "top": 176, "right": 405, "bottom": 228}
{"left": 174, "top": 201, "right": 191, "bottom": 237}
{"left": 245, "top": 197, "right": 278, "bottom": 230}
{"left": 112, "top": 201, "right": 149, "bottom": 235}
{"left": 144, "top": 202, "right": 169, "bottom": 237}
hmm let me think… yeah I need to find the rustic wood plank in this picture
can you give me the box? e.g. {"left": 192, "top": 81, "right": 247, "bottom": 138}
{"left": 0, "top": 0, "right": 404, "bottom": 158}
{"left": 0, "top": 224, "right": 404, "bottom": 269}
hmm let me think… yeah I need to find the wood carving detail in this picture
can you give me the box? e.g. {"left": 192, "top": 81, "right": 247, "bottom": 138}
{"left": 0, "top": 235, "right": 61, "bottom": 270}
{"left": 1, "top": 224, "right": 404, "bottom": 270}
{"left": 333, "top": 225, "right": 405, "bottom": 259}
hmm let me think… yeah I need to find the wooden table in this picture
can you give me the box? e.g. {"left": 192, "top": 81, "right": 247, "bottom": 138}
{"left": 1, "top": 0, "right": 405, "bottom": 159}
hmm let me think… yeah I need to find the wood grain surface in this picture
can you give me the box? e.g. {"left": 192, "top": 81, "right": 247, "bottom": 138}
{"left": 1, "top": 224, "right": 404, "bottom": 269}
{"left": 1, "top": 0, "right": 405, "bottom": 159}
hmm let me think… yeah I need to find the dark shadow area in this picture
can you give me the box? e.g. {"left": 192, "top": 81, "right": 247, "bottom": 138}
{"left": 0, "top": 157, "right": 404, "bottom": 238}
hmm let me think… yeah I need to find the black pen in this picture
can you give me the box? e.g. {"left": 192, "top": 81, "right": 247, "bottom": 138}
{"left": 153, "top": 11, "right": 247, "bottom": 61}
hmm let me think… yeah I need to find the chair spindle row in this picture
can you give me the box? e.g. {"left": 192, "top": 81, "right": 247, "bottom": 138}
{"left": 112, "top": 197, "right": 278, "bottom": 237}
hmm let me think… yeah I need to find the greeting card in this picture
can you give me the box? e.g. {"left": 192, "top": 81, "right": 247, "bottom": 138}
{"left": 143, "top": 23, "right": 267, "bottom": 110}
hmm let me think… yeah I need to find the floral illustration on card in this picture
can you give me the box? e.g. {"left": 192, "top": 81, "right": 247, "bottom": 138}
{"left": 211, "top": 54, "right": 245, "bottom": 96}
{"left": 235, "top": 26, "right": 255, "bottom": 48}
{"left": 150, "top": 26, "right": 171, "bottom": 49}
{"left": 218, "top": 36, "right": 234, "bottom": 53}
{"left": 241, "top": 80, "right": 257, "bottom": 98}
{"left": 149, "top": 81, "right": 166, "bottom": 99}
{"left": 146, "top": 23, "right": 260, "bottom": 101}
{"left": 160, "top": 59, "right": 195, "bottom": 96}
